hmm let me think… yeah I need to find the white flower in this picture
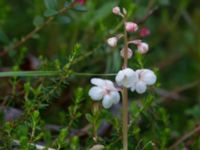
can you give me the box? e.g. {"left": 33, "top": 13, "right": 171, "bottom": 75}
{"left": 131, "top": 69, "right": 156, "bottom": 94}
{"left": 128, "top": 40, "right": 149, "bottom": 54}
{"left": 137, "top": 42, "right": 149, "bottom": 54}
{"left": 107, "top": 37, "right": 118, "bottom": 47}
{"left": 89, "top": 78, "right": 120, "bottom": 109}
{"left": 115, "top": 68, "right": 138, "bottom": 88}
{"left": 120, "top": 47, "right": 133, "bottom": 59}
{"left": 135, "top": 81, "right": 147, "bottom": 94}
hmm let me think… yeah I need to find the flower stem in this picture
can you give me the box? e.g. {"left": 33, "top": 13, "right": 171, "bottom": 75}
{"left": 122, "top": 88, "right": 128, "bottom": 150}
{"left": 122, "top": 17, "right": 129, "bottom": 150}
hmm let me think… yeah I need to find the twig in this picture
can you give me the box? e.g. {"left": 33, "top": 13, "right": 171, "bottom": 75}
{"left": 154, "top": 80, "right": 200, "bottom": 101}
{"left": 173, "top": 80, "right": 200, "bottom": 93}
{"left": 156, "top": 53, "right": 183, "bottom": 70}
{"left": 122, "top": 14, "right": 129, "bottom": 150}
{"left": 136, "top": 6, "right": 158, "bottom": 24}
{"left": 0, "top": 1, "right": 77, "bottom": 57}
{"left": 168, "top": 124, "right": 200, "bottom": 150}
{"left": 154, "top": 88, "right": 184, "bottom": 100}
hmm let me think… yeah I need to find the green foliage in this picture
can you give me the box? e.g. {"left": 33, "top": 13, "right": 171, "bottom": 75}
{"left": 0, "top": 0, "right": 199, "bottom": 149}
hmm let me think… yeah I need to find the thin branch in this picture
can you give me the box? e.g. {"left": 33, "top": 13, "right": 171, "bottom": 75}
{"left": 168, "top": 124, "right": 200, "bottom": 150}
{"left": 154, "top": 80, "right": 200, "bottom": 101}
{"left": 136, "top": 6, "right": 158, "bottom": 24}
{"left": 0, "top": 1, "right": 77, "bottom": 57}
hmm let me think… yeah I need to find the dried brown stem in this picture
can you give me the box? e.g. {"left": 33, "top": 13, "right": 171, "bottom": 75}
{"left": 122, "top": 16, "right": 129, "bottom": 150}
{"left": 168, "top": 124, "right": 200, "bottom": 150}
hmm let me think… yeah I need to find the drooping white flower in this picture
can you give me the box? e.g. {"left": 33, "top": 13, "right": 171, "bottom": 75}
{"left": 135, "top": 81, "right": 147, "bottom": 94}
{"left": 131, "top": 69, "right": 156, "bottom": 94}
{"left": 89, "top": 78, "right": 120, "bottom": 109}
{"left": 107, "top": 37, "right": 118, "bottom": 47}
{"left": 120, "top": 47, "right": 133, "bottom": 59}
{"left": 115, "top": 68, "right": 138, "bottom": 88}
{"left": 128, "top": 40, "right": 149, "bottom": 54}
{"left": 137, "top": 42, "right": 149, "bottom": 54}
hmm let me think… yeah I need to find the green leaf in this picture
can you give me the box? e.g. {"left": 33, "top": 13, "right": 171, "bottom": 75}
{"left": 44, "top": 9, "right": 58, "bottom": 17}
{"left": 33, "top": 16, "right": 44, "bottom": 27}
{"left": 44, "top": 0, "right": 58, "bottom": 9}
{"left": 85, "top": 113, "right": 93, "bottom": 122}
{"left": 74, "top": 5, "right": 87, "bottom": 12}
{"left": 57, "top": 16, "right": 71, "bottom": 24}
{"left": 0, "top": 29, "right": 9, "bottom": 44}
{"left": 64, "top": 1, "right": 71, "bottom": 8}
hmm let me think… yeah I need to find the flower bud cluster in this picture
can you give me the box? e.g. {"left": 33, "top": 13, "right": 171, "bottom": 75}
{"left": 107, "top": 6, "right": 151, "bottom": 56}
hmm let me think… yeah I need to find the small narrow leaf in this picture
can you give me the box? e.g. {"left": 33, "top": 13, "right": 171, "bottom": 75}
{"left": 57, "top": 16, "right": 71, "bottom": 24}
{"left": 44, "top": 9, "right": 58, "bottom": 17}
{"left": 0, "top": 30, "right": 9, "bottom": 44}
{"left": 44, "top": 0, "right": 58, "bottom": 9}
{"left": 64, "top": 1, "right": 71, "bottom": 8}
{"left": 74, "top": 5, "right": 87, "bottom": 12}
{"left": 33, "top": 16, "right": 44, "bottom": 27}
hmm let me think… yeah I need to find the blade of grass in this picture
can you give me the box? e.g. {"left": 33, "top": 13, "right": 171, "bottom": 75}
{"left": 0, "top": 71, "right": 116, "bottom": 77}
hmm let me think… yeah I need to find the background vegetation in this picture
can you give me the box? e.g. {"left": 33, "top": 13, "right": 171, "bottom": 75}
{"left": 0, "top": 0, "right": 199, "bottom": 149}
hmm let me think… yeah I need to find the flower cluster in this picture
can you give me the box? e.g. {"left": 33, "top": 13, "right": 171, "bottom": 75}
{"left": 116, "top": 68, "right": 156, "bottom": 94}
{"left": 88, "top": 6, "right": 157, "bottom": 109}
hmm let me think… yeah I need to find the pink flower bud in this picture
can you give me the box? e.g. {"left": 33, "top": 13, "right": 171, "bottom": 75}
{"left": 137, "top": 42, "right": 149, "bottom": 54}
{"left": 75, "top": 0, "right": 86, "bottom": 5}
{"left": 120, "top": 48, "right": 133, "bottom": 59}
{"left": 140, "top": 27, "right": 150, "bottom": 37}
{"left": 112, "top": 6, "right": 121, "bottom": 15}
{"left": 107, "top": 37, "right": 118, "bottom": 47}
{"left": 125, "top": 22, "right": 138, "bottom": 32}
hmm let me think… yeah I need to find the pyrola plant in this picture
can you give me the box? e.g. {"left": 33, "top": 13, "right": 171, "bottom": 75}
{"left": 88, "top": 5, "right": 157, "bottom": 150}
{"left": 88, "top": 6, "right": 157, "bottom": 108}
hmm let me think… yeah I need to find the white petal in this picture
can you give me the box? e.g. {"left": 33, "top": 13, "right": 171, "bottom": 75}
{"left": 135, "top": 81, "right": 147, "bottom": 94}
{"left": 115, "top": 70, "right": 124, "bottom": 86}
{"left": 102, "top": 95, "right": 113, "bottom": 109}
{"left": 89, "top": 87, "right": 104, "bottom": 101}
{"left": 136, "top": 69, "right": 142, "bottom": 75}
{"left": 143, "top": 69, "right": 157, "bottom": 85}
{"left": 91, "top": 78, "right": 105, "bottom": 87}
{"left": 120, "top": 48, "right": 133, "bottom": 59}
{"left": 137, "top": 42, "right": 149, "bottom": 54}
{"left": 123, "top": 68, "right": 138, "bottom": 88}
{"left": 116, "top": 68, "right": 138, "bottom": 88}
{"left": 130, "top": 83, "right": 136, "bottom": 92}
{"left": 110, "top": 91, "right": 120, "bottom": 104}
{"left": 105, "top": 80, "right": 115, "bottom": 88}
